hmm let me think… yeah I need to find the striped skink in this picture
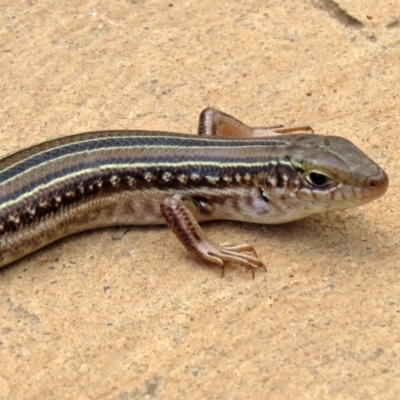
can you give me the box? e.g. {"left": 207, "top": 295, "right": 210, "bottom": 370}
{"left": 0, "top": 109, "right": 388, "bottom": 275}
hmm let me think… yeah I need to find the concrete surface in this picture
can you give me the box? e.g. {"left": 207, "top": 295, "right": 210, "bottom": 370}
{"left": 0, "top": 0, "right": 399, "bottom": 399}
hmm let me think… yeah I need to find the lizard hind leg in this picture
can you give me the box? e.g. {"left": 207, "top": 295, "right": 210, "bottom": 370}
{"left": 160, "top": 194, "right": 266, "bottom": 277}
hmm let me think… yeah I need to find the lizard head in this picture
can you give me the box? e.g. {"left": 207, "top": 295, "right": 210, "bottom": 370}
{"left": 261, "top": 134, "right": 388, "bottom": 222}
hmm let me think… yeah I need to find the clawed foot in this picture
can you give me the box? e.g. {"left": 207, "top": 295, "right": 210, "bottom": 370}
{"left": 195, "top": 240, "right": 266, "bottom": 278}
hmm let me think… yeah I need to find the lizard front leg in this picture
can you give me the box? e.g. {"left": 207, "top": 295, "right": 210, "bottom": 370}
{"left": 198, "top": 107, "right": 314, "bottom": 137}
{"left": 160, "top": 194, "right": 266, "bottom": 277}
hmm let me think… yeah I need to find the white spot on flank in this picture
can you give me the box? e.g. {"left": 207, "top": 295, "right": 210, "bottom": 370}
{"left": 110, "top": 175, "right": 120, "bottom": 186}
{"left": 267, "top": 175, "right": 277, "bottom": 187}
{"left": 162, "top": 172, "right": 172, "bottom": 182}
{"left": 281, "top": 173, "right": 289, "bottom": 182}
{"left": 144, "top": 172, "right": 154, "bottom": 182}
{"left": 223, "top": 176, "right": 232, "bottom": 183}
{"left": 244, "top": 173, "right": 251, "bottom": 181}
{"left": 26, "top": 206, "right": 36, "bottom": 216}
{"left": 8, "top": 215, "right": 20, "bottom": 224}
{"left": 126, "top": 176, "right": 136, "bottom": 186}
{"left": 235, "top": 174, "right": 241, "bottom": 183}
{"left": 178, "top": 174, "right": 188, "bottom": 184}
{"left": 206, "top": 176, "right": 219, "bottom": 185}
{"left": 191, "top": 173, "right": 200, "bottom": 181}
{"left": 39, "top": 200, "right": 49, "bottom": 208}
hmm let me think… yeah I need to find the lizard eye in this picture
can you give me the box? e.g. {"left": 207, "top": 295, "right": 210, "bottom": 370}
{"left": 306, "top": 172, "right": 330, "bottom": 187}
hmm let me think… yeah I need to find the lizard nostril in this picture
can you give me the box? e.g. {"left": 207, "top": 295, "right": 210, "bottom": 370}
{"left": 366, "top": 169, "right": 389, "bottom": 196}
{"left": 368, "top": 178, "right": 377, "bottom": 188}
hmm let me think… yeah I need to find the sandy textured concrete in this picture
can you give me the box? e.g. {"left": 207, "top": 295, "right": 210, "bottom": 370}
{"left": 0, "top": 1, "right": 399, "bottom": 399}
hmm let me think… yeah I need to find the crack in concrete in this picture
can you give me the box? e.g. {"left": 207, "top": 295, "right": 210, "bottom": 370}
{"left": 386, "top": 19, "right": 399, "bottom": 29}
{"left": 311, "top": 0, "right": 364, "bottom": 30}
